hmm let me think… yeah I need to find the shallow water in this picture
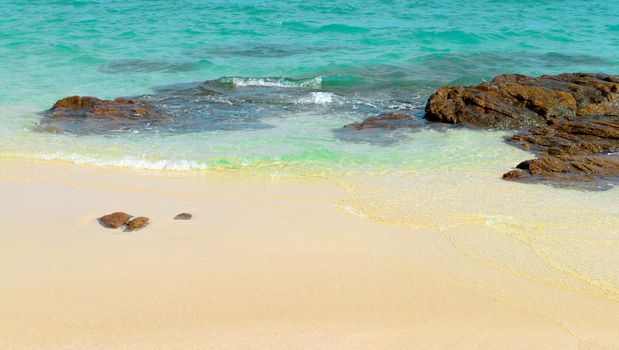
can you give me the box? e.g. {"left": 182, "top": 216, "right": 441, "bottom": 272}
{"left": 1, "top": 0, "right": 619, "bottom": 313}
{"left": 1, "top": 0, "right": 618, "bottom": 173}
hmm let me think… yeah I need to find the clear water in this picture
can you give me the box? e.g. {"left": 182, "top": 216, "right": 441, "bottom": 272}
{"left": 1, "top": 0, "right": 618, "bottom": 173}
{"left": 2, "top": 0, "right": 619, "bottom": 323}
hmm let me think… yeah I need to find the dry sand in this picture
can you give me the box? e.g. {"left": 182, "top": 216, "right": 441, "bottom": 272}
{"left": 1, "top": 158, "right": 618, "bottom": 349}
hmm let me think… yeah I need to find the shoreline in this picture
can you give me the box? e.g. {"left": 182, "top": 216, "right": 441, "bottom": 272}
{"left": 1, "top": 158, "right": 618, "bottom": 349}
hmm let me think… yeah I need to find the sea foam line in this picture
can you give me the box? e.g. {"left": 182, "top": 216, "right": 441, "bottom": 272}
{"left": 217, "top": 76, "right": 322, "bottom": 88}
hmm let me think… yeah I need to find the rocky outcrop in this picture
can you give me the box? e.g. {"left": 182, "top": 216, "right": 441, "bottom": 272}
{"left": 506, "top": 117, "right": 618, "bottom": 156}
{"left": 508, "top": 154, "right": 619, "bottom": 183}
{"left": 502, "top": 117, "right": 619, "bottom": 185}
{"left": 424, "top": 73, "right": 619, "bottom": 189}
{"left": 425, "top": 73, "right": 619, "bottom": 129}
{"left": 98, "top": 212, "right": 132, "bottom": 229}
{"left": 48, "top": 96, "right": 160, "bottom": 119}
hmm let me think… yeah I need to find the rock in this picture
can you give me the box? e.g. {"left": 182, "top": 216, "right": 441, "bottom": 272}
{"left": 507, "top": 117, "right": 619, "bottom": 156}
{"left": 502, "top": 116, "right": 619, "bottom": 186}
{"left": 38, "top": 95, "right": 165, "bottom": 134}
{"left": 342, "top": 113, "right": 419, "bottom": 130}
{"left": 425, "top": 73, "right": 619, "bottom": 189}
{"left": 508, "top": 154, "right": 619, "bottom": 182}
{"left": 425, "top": 73, "right": 619, "bottom": 129}
{"left": 174, "top": 213, "right": 192, "bottom": 220}
{"left": 98, "top": 212, "right": 132, "bottom": 229}
{"left": 49, "top": 96, "right": 159, "bottom": 119}
{"left": 125, "top": 217, "right": 150, "bottom": 232}
{"left": 502, "top": 169, "right": 526, "bottom": 180}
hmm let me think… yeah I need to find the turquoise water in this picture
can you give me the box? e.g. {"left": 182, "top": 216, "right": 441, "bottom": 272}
{"left": 1, "top": 0, "right": 618, "bottom": 173}
{"left": 3, "top": 0, "right": 619, "bottom": 314}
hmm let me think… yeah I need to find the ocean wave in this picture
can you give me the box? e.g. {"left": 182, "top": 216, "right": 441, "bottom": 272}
{"left": 215, "top": 76, "right": 322, "bottom": 88}
{"left": 30, "top": 152, "right": 210, "bottom": 171}
{"left": 296, "top": 92, "right": 334, "bottom": 105}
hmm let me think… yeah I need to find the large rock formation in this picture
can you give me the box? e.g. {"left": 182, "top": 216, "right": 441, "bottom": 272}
{"left": 425, "top": 73, "right": 619, "bottom": 129}
{"left": 423, "top": 73, "right": 619, "bottom": 189}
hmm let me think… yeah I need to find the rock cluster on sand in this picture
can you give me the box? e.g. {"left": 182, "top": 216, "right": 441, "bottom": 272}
{"left": 98, "top": 212, "right": 150, "bottom": 232}
{"left": 97, "top": 212, "right": 193, "bottom": 232}
{"left": 423, "top": 73, "right": 619, "bottom": 188}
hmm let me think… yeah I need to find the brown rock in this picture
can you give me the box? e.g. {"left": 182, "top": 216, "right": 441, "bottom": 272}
{"left": 98, "top": 212, "right": 132, "bottom": 229}
{"left": 511, "top": 154, "right": 619, "bottom": 182}
{"left": 174, "top": 213, "right": 192, "bottom": 220}
{"left": 49, "top": 95, "right": 159, "bottom": 120}
{"left": 507, "top": 118, "right": 619, "bottom": 157}
{"left": 425, "top": 73, "right": 619, "bottom": 188}
{"left": 502, "top": 169, "right": 527, "bottom": 180}
{"left": 342, "top": 113, "right": 419, "bottom": 130}
{"left": 125, "top": 217, "right": 150, "bottom": 232}
{"left": 425, "top": 73, "right": 619, "bottom": 129}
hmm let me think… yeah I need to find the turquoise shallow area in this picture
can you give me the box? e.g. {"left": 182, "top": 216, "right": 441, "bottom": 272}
{"left": 0, "top": 0, "right": 618, "bottom": 173}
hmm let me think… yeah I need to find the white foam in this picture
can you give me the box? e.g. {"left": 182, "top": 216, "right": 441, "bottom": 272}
{"left": 220, "top": 76, "right": 322, "bottom": 88}
{"left": 30, "top": 152, "right": 209, "bottom": 171}
{"left": 296, "top": 92, "right": 334, "bottom": 105}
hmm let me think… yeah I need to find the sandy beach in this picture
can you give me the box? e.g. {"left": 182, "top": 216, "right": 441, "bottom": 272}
{"left": 1, "top": 158, "right": 618, "bottom": 349}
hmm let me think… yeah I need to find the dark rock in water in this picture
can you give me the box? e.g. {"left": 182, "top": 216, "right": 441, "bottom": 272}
{"left": 174, "top": 213, "right": 192, "bottom": 220}
{"left": 38, "top": 95, "right": 166, "bottom": 135}
{"left": 125, "top": 217, "right": 150, "bottom": 232}
{"left": 502, "top": 116, "right": 619, "bottom": 187}
{"left": 425, "top": 73, "right": 619, "bottom": 129}
{"left": 507, "top": 154, "right": 619, "bottom": 186}
{"left": 425, "top": 73, "right": 619, "bottom": 189}
{"left": 49, "top": 96, "right": 160, "bottom": 119}
{"left": 98, "top": 212, "right": 132, "bottom": 229}
{"left": 506, "top": 117, "right": 619, "bottom": 156}
{"left": 342, "top": 113, "right": 419, "bottom": 130}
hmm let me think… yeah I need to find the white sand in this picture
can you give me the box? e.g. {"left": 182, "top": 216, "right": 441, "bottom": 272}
{"left": 1, "top": 158, "right": 618, "bottom": 349}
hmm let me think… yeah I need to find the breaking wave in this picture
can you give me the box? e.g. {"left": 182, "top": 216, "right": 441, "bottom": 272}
{"left": 215, "top": 75, "right": 323, "bottom": 88}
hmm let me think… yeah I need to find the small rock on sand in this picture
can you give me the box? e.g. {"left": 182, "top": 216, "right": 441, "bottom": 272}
{"left": 174, "top": 213, "right": 192, "bottom": 220}
{"left": 98, "top": 212, "right": 132, "bottom": 229}
{"left": 125, "top": 217, "right": 150, "bottom": 232}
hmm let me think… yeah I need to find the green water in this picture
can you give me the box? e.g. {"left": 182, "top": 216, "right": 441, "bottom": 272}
{"left": 0, "top": 0, "right": 618, "bottom": 172}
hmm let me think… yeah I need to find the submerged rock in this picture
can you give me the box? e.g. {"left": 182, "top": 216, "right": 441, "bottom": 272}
{"left": 49, "top": 96, "right": 160, "bottom": 119}
{"left": 424, "top": 73, "right": 619, "bottom": 189}
{"left": 98, "top": 212, "right": 132, "bottom": 229}
{"left": 38, "top": 95, "right": 165, "bottom": 135}
{"left": 342, "top": 113, "right": 419, "bottom": 130}
{"left": 125, "top": 217, "right": 150, "bottom": 232}
{"left": 174, "top": 213, "right": 192, "bottom": 220}
{"left": 425, "top": 73, "right": 619, "bottom": 129}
